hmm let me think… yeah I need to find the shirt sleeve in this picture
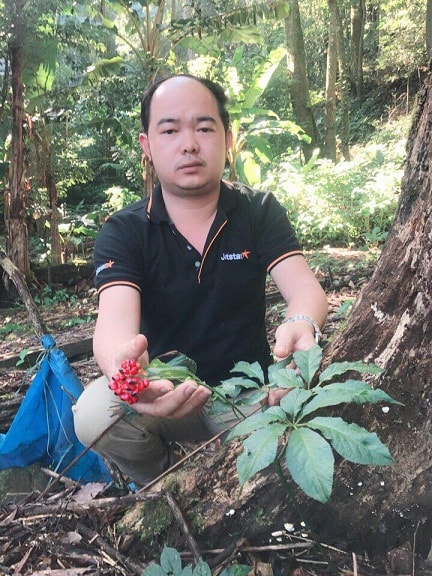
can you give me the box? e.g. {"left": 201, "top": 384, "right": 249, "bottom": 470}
{"left": 251, "top": 191, "right": 303, "bottom": 272}
{"left": 93, "top": 209, "right": 145, "bottom": 294}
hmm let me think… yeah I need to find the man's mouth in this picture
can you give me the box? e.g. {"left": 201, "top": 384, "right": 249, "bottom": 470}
{"left": 177, "top": 160, "right": 205, "bottom": 170}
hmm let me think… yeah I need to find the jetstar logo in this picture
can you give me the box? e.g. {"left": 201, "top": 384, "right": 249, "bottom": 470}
{"left": 95, "top": 259, "right": 115, "bottom": 276}
{"left": 221, "top": 250, "right": 251, "bottom": 261}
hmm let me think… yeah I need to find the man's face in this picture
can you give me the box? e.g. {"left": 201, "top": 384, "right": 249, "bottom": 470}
{"left": 139, "top": 77, "right": 232, "bottom": 198}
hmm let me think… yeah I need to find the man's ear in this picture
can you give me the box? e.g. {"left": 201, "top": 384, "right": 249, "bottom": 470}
{"left": 139, "top": 133, "right": 151, "bottom": 160}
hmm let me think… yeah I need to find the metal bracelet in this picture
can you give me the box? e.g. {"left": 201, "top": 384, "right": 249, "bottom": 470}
{"left": 283, "top": 314, "right": 323, "bottom": 344}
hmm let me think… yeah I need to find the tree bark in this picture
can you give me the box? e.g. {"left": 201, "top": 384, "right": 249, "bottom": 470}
{"left": 335, "top": 0, "right": 350, "bottom": 160}
{"left": 349, "top": 0, "right": 365, "bottom": 97}
{"left": 6, "top": 0, "right": 30, "bottom": 277}
{"left": 306, "top": 72, "right": 432, "bottom": 558}
{"left": 427, "top": 0, "right": 432, "bottom": 60}
{"left": 284, "top": 0, "right": 321, "bottom": 161}
{"left": 324, "top": 0, "right": 338, "bottom": 161}
{"left": 0, "top": 247, "right": 47, "bottom": 338}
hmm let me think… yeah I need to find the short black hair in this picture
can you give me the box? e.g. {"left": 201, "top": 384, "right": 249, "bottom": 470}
{"left": 140, "top": 74, "right": 230, "bottom": 134}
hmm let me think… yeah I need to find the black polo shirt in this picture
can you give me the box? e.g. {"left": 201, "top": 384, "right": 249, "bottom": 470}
{"left": 94, "top": 180, "right": 302, "bottom": 385}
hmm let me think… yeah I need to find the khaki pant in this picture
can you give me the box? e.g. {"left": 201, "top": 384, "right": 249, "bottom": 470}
{"left": 72, "top": 376, "right": 252, "bottom": 486}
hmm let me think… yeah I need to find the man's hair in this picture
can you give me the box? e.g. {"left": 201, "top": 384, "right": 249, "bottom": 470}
{"left": 140, "top": 74, "right": 230, "bottom": 134}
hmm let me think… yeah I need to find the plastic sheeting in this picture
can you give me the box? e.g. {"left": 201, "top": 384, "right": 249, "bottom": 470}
{"left": 0, "top": 334, "right": 110, "bottom": 483}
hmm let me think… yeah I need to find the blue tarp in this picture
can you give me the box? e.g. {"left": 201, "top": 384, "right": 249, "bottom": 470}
{"left": 0, "top": 334, "right": 111, "bottom": 483}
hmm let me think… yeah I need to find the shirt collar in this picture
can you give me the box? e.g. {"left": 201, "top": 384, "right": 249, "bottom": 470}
{"left": 146, "top": 180, "right": 239, "bottom": 223}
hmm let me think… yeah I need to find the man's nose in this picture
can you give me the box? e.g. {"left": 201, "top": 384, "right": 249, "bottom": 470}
{"left": 182, "top": 131, "right": 199, "bottom": 153}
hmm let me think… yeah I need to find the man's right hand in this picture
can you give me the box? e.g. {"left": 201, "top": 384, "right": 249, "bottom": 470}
{"left": 113, "top": 334, "right": 212, "bottom": 419}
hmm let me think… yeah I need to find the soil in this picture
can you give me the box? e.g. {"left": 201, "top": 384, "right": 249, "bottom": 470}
{"left": 0, "top": 248, "right": 388, "bottom": 576}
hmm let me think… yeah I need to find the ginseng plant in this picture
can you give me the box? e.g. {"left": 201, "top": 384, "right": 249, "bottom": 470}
{"left": 111, "top": 346, "right": 401, "bottom": 503}
{"left": 214, "top": 345, "right": 402, "bottom": 503}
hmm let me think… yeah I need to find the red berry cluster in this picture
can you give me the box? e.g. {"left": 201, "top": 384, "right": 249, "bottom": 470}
{"left": 109, "top": 359, "right": 150, "bottom": 405}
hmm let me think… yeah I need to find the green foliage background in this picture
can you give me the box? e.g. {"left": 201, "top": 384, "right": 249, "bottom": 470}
{"left": 0, "top": 0, "right": 426, "bottom": 260}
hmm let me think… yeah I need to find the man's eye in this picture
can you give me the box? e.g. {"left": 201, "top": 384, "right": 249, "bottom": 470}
{"left": 163, "top": 129, "right": 176, "bottom": 134}
{"left": 199, "top": 127, "right": 213, "bottom": 133}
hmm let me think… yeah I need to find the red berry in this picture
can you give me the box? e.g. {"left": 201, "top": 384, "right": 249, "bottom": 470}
{"left": 110, "top": 359, "right": 149, "bottom": 404}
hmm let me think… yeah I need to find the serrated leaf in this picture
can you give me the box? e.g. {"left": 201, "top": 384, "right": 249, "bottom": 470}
{"left": 300, "top": 380, "right": 402, "bottom": 418}
{"left": 293, "top": 345, "right": 322, "bottom": 384}
{"left": 237, "top": 424, "right": 287, "bottom": 485}
{"left": 270, "top": 368, "right": 305, "bottom": 389}
{"left": 285, "top": 428, "right": 334, "bottom": 503}
{"left": 319, "top": 360, "right": 384, "bottom": 385}
{"left": 192, "top": 561, "right": 211, "bottom": 576}
{"left": 231, "top": 361, "right": 265, "bottom": 384}
{"left": 307, "top": 416, "right": 393, "bottom": 465}
{"left": 236, "top": 389, "right": 268, "bottom": 405}
{"left": 143, "top": 565, "right": 165, "bottom": 576}
{"left": 226, "top": 407, "right": 286, "bottom": 440}
{"left": 323, "top": 380, "right": 403, "bottom": 405}
{"left": 161, "top": 546, "right": 182, "bottom": 575}
{"left": 268, "top": 355, "right": 294, "bottom": 381}
{"left": 280, "top": 387, "right": 313, "bottom": 419}
{"left": 221, "top": 375, "right": 261, "bottom": 389}
{"left": 166, "top": 353, "right": 197, "bottom": 374}
{"left": 219, "top": 565, "right": 252, "bottom": 576}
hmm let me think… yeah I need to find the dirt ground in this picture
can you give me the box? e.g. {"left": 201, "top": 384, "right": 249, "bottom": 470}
{"left": 0, "top": 248, "right": 387, "bottom": 576}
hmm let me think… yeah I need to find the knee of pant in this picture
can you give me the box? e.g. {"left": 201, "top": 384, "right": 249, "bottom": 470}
{"left": 72, "top": 375, "right": 122, "bottom": 447}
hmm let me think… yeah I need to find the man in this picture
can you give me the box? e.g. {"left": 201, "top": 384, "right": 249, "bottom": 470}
{"left": 73, "top": 74, "right": 328, "bottom": 485}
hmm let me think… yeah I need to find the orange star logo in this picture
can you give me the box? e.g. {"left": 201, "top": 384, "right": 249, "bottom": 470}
{"left": 105, "top": 260, "right": 115, "bottom": 268}
{"left": 241, "top": 250, "right": 251, "bottom": 259}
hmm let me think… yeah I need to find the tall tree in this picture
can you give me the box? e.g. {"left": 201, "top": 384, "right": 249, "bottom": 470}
{"left": 349, "top": 0, "right": 365, "bottom": 96}
{"left": 284, "top": 0, "right": 321, "bottom": 161}
{"left": 427, "top": 0, "right": 432, "bottom": 59}
{"left": 6, "top": 0, "right": 29, "bottom": 276}
{"left": 324, "top": 0, "right": 350, "bottom": 161}
{"left": 324, "top": 0, "right": 338, "bottom": 161}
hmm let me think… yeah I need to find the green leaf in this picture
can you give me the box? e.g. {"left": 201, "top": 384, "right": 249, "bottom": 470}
{"left": 237, "top": 424, "right": 287, "bottom": 485}
{"left": 226, "top": 407, "right": 286, "bottom": 440}
{"left": 293, "top": 345, "right": 322, "bottom": 385}
{"left": 166, "top": 353, "right": 197, "bottom": 374}
{"left": 182, "top": 566, "right": 193, "bottom": 576}
{"left": 323, "top": 380, "right": 403, "bottom": 405}
{"left": 231, "top": 361, "right": 265, "bottom": 384}
{"left": 219, "top": 565, "right": 252, "bottom": 576}
{"left": 161, "top": 546, "right": 182, "bottom": 576}
{"left": 319, "top": 360, "right": 384, "bottom": 385}
{"left": 243, "top": 46, "right": 286, "bottom": 109}
{"left": 301, "top": 380, "right": 402, "bottom": 418}
{"left": 143, "top": 564, "right": 165, "bottom": 576}
{"left": 280, "top": 388, "right": 313, "bottom": 419}
{"left": 221, "top": 376, "right": 261, "bottom": 389}
{"left": 307, "top": 417, "right": 393, "bottom": 465}
{"left": 146, "top": 359, "right": 194, "bottom": 383}
{"left": 268, "top": 355, "right": 294, "bottom": 380}
{"left": 16, "top": 348, "right": 29, "bottom": 367}
{"left": 285, "top": 428, "right": 334, "bottom": 503}
{"left": 192, "top": 561, "right": 211, "bottom": 576}
{"left": 236, "top": 390, "right": 268, "bottom": 405}
{"left": 270, "top": 368, "right": 305, "bottom": 389}
{"left": 83, "top": 56, "right": 124, "bottom": 84}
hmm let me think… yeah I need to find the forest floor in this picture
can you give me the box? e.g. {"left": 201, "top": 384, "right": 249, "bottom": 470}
{"left": 0, "top": 247, "right": 399, "bottom": 576}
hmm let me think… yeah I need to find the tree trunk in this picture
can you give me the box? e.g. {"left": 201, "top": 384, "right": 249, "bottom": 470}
{"left": 427, "top": 0, "right": 432, "bottom": 60}
{"left": 6, "top": 0, "right": 29, "bottom": 277}
{"left": 284, "top": 0, "right": 321, "bottom": 161}
{"left": 311, "top": 73, "right": 432, "bottom": 556}
{"left": 335, "top": 0, "right": 350, "bottom": 160}
{"left": 324, "top": 0, "right": 338, "bottom": 161}
{"left": 145, "top": 75, "right": 432, "bottom": 566}
{"left": 350, "top": 0, "right": 365, "bottom": 97}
